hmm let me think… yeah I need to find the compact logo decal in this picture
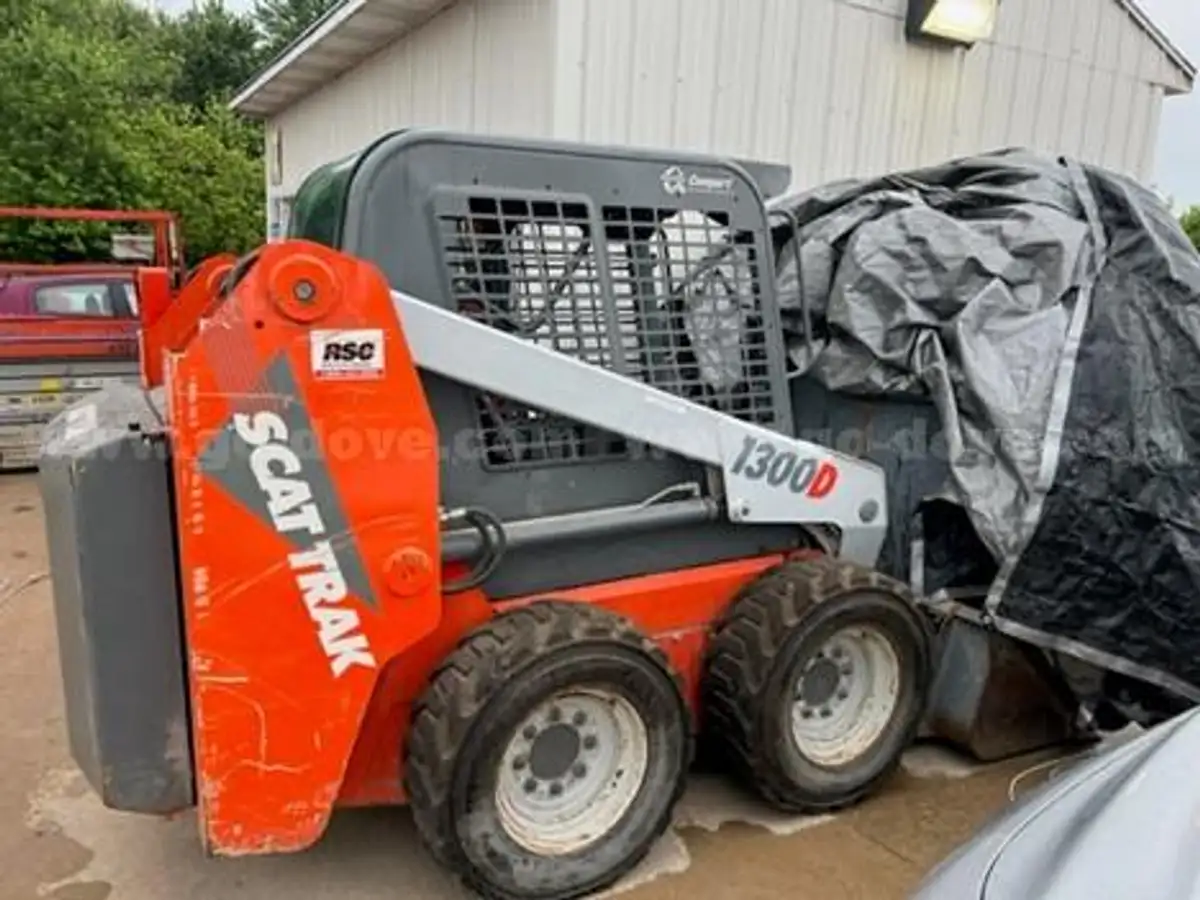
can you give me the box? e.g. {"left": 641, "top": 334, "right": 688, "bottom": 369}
{"left": 234, "top": 409, "right": 378, "bottom": 677}
{"left": 659, "top": 165, "right": 736, "bottom": 198}
{"left": 660, "top": 166, "right": 688, "bottom": 197}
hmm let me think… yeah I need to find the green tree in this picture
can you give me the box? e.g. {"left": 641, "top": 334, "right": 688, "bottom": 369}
{"left": 0, "top": 7, "right": 153, "bottom": 259}
{"left": 1181, "top": 206, "right": 1200, "bottom": 252}
{"left": 122, "top": 105, "right": 265, "bottom": 261}
{"left": 0, "top": 0, "right": 265, "bottom": 265}
{"left": 254, "top": 0, "right": 337, "bottom": 60}
{"left": 0, "top": 0, "right": 158, "bottom": 45}
{"left": 159, "top": 0, "right": 264, "bottom": 111}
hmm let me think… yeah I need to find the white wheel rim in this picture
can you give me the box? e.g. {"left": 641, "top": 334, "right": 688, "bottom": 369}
{"left": 494, "top": 687, "right": 650, "bottom": 856}
{"left": 789, "top": 625, "right": 902, "bottom": 767}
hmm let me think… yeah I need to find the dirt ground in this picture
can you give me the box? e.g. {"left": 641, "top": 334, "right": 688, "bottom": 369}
{"left": 1, "top": 471, "right": 1044, "bottom": 900}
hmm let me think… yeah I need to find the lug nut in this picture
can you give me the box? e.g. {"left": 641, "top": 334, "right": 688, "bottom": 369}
{"left": 572, "top": 762, "right": 587, "bottom": 778}
{"left": 572, "top": 711, "right": 587, "bottom": 727}
{"left": 801, "top": 708, "right": 813, "bottom": 719}
{"left": 513, "top": 755, "right": 527, "bottom": 771}
{"left": 548, "top": 707, "right": 562, "bottom": 723}
{"left": 831, "top": 647, "right": 843, "bottom": 659}
{"left": 820, "top": 707, "right": 832, "bottom": 718}
{"left": 549, "top": 782, "right": 564, "bottom": 797}
{"left": 836, "top": 690, "right": 849, "bottom": 701}
{"left": 583, "top": 735, "right": 598, "bottom": 750}
{"left": 523, "top": 725, "right": 537, "bottom": 740}
{"left": 523, "top": 779, "right": 538, "bottom": 794}
{"left": 841, "top": 665, "right": 853, "bottom": 677}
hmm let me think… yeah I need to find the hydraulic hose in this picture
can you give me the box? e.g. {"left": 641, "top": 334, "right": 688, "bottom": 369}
{"left": 442, "top": 506, "right": 508, "bottom": 594}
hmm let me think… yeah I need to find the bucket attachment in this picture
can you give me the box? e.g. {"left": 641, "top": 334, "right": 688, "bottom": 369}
{"left": 923, "top": 617, "right": 1079, "bottom": 762}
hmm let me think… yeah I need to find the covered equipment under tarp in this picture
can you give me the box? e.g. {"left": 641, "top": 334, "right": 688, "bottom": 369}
{"left": 771, "top": 150, "right": 1200, "bottom": 706}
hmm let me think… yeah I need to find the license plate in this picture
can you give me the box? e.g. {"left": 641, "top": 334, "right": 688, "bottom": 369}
{"left": 3, "top": 394, "right": 56, "bottom": 408}
{"left": 75, "top": 376, "right": 120, "bottom": 390}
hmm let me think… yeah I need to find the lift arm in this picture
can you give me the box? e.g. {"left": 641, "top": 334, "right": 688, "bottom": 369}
{"left": 391, "top": 290, "right": 887, "bottom": 567}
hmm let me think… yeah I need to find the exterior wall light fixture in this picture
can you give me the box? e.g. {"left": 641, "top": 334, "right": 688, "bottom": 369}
{"left": 906, "top": 0, "right": 998, "bottom": 47}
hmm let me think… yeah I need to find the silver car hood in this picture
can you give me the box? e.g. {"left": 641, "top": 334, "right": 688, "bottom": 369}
{"left": 914, "top": 707, "right": 1200, "bottom": 900}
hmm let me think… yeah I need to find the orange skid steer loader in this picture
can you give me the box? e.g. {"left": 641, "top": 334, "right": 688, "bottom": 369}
{"left": 37, "top": 131, "right": 934, "bottom": 899}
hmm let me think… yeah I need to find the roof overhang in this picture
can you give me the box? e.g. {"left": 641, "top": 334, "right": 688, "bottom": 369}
{"left": 1119, "top": 0, "right": 1196, "bottom": 95}
{"left": 232, "top": 0, "right": 1195, "bottom": 120}
{"left": 230, "top": 0, "right": 456, "bottom": 119}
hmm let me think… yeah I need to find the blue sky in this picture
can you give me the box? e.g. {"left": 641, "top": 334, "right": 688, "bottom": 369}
{"left": 164, "top": 0, "right": 1198, "bottom": 203}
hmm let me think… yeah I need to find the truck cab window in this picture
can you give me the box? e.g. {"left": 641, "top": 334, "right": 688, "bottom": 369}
{"left": 34, "top": 283, "right": 117, "bottom": 317}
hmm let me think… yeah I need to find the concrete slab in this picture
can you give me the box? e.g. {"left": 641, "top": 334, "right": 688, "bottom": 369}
{"left": 0, "top": 472, "right": 1039, "bottom": 900}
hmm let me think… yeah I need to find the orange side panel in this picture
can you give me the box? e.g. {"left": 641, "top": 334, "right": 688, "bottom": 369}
{"left": 133, "top": 267, "right": 174, "bottom": 330}
{"left": 337, "top": 555, "right": 786, "bottom": 807}
{"left": 166, "top": 241, "right": 441, "bottom": 856}
{"left": 140, "top": 255, "right": 235, "bottom": 387}
{"left": 0, "top": 318, "right": 137, "bottom": 362}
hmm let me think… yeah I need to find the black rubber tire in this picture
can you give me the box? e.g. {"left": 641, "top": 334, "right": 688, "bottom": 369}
{"left": 404, "top": 601, "right": 692, "bottom": 900}
{"left": 702, "top": 556, "right": 932, "bottom": 813}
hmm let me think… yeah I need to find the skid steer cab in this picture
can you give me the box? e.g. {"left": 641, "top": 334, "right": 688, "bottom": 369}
{"left": 38, "top": 130, "right": 933, "bottom": 900}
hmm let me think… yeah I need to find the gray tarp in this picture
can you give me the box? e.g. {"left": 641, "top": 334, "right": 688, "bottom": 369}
{"left": 769, "top": 150, "right": 1200, "bottom": 703}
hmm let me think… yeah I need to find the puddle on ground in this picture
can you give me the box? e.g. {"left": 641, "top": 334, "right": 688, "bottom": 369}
{"left": 900, "top": 743, "right": 986, "bottom": 780}
{"left": 27, "top": 743, "right": 983, "bottom": 900}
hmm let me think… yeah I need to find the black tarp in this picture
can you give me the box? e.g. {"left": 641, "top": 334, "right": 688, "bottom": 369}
{"left": 770, "top": 150, "right": 1200, "bottom": 702}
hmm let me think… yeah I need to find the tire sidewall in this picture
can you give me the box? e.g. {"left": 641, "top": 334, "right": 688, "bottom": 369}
{"left": 761, "top": 592, "right": 930, "bottom": 801}
{"left": 445, "top": 642, "right": 689, "bottom": 900}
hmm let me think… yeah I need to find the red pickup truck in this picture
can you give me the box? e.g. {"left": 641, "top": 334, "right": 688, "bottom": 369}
{"left": 0, "top": 272, "right": 140, "bottom": 357}
{"left": 0, "top": 207, "right": 181, "bottom": 469}
{"left": 0, "top": 271, "right": 140, "bottom": 317}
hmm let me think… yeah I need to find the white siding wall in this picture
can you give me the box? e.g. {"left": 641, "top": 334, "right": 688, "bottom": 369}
{"left": 270, "top": 0, "right": 558, "bottom": 197}
{"left": 263, "top": 0, "right": 1188, "bottom": 221}
{"left": 551, "top": 0, "right": 1184, "bottom": 191}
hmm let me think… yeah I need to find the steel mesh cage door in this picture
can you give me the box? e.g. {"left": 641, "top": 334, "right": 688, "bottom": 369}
{"left": 601, "top": 204, "right": 782, "bottom": 428}
{"left": 433, "top": 184, "right": 792, "bottom": 471}
{"left": 435, "top": 191, "right": 633, "bottom": 470}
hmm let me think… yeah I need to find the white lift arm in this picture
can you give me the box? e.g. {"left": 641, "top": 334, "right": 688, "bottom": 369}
{"left": 392, "top": 290, "right": 888, "bottom": 567}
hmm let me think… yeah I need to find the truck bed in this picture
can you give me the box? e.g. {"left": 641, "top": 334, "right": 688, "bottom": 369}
{"left": 0, "top": 318, "right": 139, "bottom": 469}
